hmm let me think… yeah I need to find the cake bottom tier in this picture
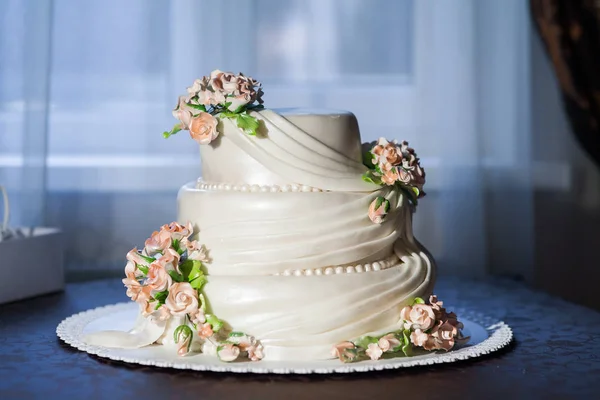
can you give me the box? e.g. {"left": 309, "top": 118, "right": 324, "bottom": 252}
{"left": 155, "top": 247, "right": 435, "bottom": 361}
{"left": 85, "top": 246, "right": 434, "bottom": 361}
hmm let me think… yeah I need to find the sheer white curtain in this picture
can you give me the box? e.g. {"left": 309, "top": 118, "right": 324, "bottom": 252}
{"left": 0, "top": 0, "right": 534, "bottom": 279}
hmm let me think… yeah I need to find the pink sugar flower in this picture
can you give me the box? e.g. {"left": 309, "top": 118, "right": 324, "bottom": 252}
{"left": 365, "top": 343, "right": 383, "bottom": 361}
{"left": 378, "top": 334, "right": 401, "bottom": 352}
{"left": 198, "top": 323, "right": 214, "bottom": 339}
{"left": 331, "top": 341, "right": 357, "bottom": 363}
{"left": 247, "top": 343, "right": 264, "bottom": 361}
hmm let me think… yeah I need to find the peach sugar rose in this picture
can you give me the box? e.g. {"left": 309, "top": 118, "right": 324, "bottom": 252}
{"left": 165, "top": 282, "right": 199, "bottom": 316}
{"left": 144, "top": 230, "right": 172, "bottom": 256}
{"left": 161, "top": 221, "right": 193, "bottom": 241}
{"left": 210, "top": 69, "right": 239, "bottom": 95}
{"left": 189, "top": 112, "right": 219, "bottom": 145}
{"left": 126, "top": 248, "right": 149, "bottom": 267}
{"left": 181, "top": 237, "right": 210, "bottom": 263}
{"left": 381, "top": 166, "right": 400, "bottom": 185}
{"left": 400, "top": 303, "right": 436, "bottom": 331}
{"left": 146, "top": 261, "right": 171, "bottom": 292}
{"left": 158, "top": 247, "right": 180, "bottom": 272}
{"left": 123, "top": 277, "right": 151, "bottom": 304}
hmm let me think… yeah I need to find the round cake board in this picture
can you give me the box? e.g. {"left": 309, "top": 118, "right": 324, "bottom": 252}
{"left": 57, "top": 302, "right": 512, "bottom": 374}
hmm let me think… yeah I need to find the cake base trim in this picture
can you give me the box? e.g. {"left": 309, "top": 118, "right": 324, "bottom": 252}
{"left": 58, "top": 302, "right": 513, "bottom": 374}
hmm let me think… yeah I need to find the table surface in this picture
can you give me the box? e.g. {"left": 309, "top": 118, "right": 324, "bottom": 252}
{"left": 0, "top": 276, "right": 599, "bottom": 400}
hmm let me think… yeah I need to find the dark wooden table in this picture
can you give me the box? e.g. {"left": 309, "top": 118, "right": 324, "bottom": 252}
{"left": 0, "top": 276, "right": 599, "bottom": 399}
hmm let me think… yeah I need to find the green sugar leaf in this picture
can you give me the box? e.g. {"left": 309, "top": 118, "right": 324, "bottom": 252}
{"left": 173, "top": 325, "right": 193, "bottom": 346}
{"left": 179, "top": 259, "right": 195, "bottom": 280}
{"left": 401, "top": 330, "right": 413, "bottom": 357}
{"left": 375, "top": 196, "right": 385, "bottom": 210}
{"left": 199, "top": 293, "right": 207, "bottom": 312}
{"left": 179, "top": 259, "right": 205, "bottom": 290}
{"left": 172, "top": 239, "right": 180, "bottom": 253}
{"left": 353, "top": 335, "right": 379, "bottom": 349}
{"left": 362, "top": 150, "right": 376, "bottom": 169}
{"left": 168, "top": 270, "right": 184, "bottom": 282}
{"left": 235, "top": 113, "right": 260, "bottom": 136}
{"left": 412, "top": 297, "right": 425, "bottom": 305}
{"left": 153, "top": 290, "right": 168, "bottom": 304}
{"left": 139, "top": 254, "right": 156, "bottom": 264}
{"left": 186, "top": 103, "right": 207, "bottom": 112}
{"left": 137, "top": 265, "right": 149, "bottom": 275}
{"left": 218, "top": 111, "right": 237, "bottom": 119}
{"left": 384, "top": 198, "right": 391, "bottom": 212}
{"left": 362, "top": 174, "right": 375, "bottom": 184}
{"left": 189, "top": 273, "right": 207, "bottom": 291}
{"left": 207, "top": 314, "right": 224, "bottom": 332}
{"left": 362, "top": 171, "right": 383, "bottom": 186}
{"left": 163, "top": 123, "right": 182, "bottom": 139}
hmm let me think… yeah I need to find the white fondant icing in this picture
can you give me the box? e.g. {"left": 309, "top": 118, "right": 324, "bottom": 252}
{"left": 83, "top": 312, "right": 168, "bottom": 349}
{"left": 179, "top": 183, "right": 417, "bottom": 275}
{"left": 200, "top": 252, "right": 434, "bottom": 360}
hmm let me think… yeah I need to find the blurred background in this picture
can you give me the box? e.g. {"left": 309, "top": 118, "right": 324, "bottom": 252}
{"left": 1, "top": 0, "right": 599, "bottom": 309}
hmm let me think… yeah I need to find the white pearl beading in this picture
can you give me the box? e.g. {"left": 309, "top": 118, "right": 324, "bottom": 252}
{"left": 275, "top": 254, "right": 399, "bottom": 277}
{"left": 197, "top": 180, "right": 325, "bottom": 193}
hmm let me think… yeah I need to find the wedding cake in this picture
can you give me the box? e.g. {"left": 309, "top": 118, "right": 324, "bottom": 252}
{"left": 85, "top": 70, "right": 466, "bottom": 363}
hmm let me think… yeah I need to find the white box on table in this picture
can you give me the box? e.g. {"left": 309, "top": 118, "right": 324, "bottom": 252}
{"left": 0, "top": 227, "right": 64, "bottom": 304}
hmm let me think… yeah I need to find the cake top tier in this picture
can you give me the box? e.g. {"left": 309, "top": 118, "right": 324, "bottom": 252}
{"left": 199, "top": 107, "right": 371, "bottom": 190}
{"left": 163, "top": 70, "right": 426, "bottom": 197}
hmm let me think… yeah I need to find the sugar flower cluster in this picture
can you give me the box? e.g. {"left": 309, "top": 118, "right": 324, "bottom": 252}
{"left": 331, "top": 295, "right": 467, "bottom": 363}
{"left": 401, "top": 295, "right": 465, "bottom": 351}
{"left": 122, "top": 221, "right": 263, "bottom": 361}
{"left": 164, "top": 69, "right": 265, "bottom": 144}
{"left": 369, "top": 138, "right": 425, "bottom": 189}
{"left": 363, "top": 138, "right": 426, "bottom": 223}
{"left": 186, "top": 70, "right": 264, "bottom": 111}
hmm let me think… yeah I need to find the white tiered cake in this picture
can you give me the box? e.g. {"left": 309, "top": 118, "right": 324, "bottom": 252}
{"left": 85, "top": 70, "right": 464, "bottom": 363}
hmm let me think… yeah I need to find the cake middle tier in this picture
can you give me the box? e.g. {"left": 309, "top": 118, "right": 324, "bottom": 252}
{"left": 178, "top": 181, "right": 422, "bottom": 276}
